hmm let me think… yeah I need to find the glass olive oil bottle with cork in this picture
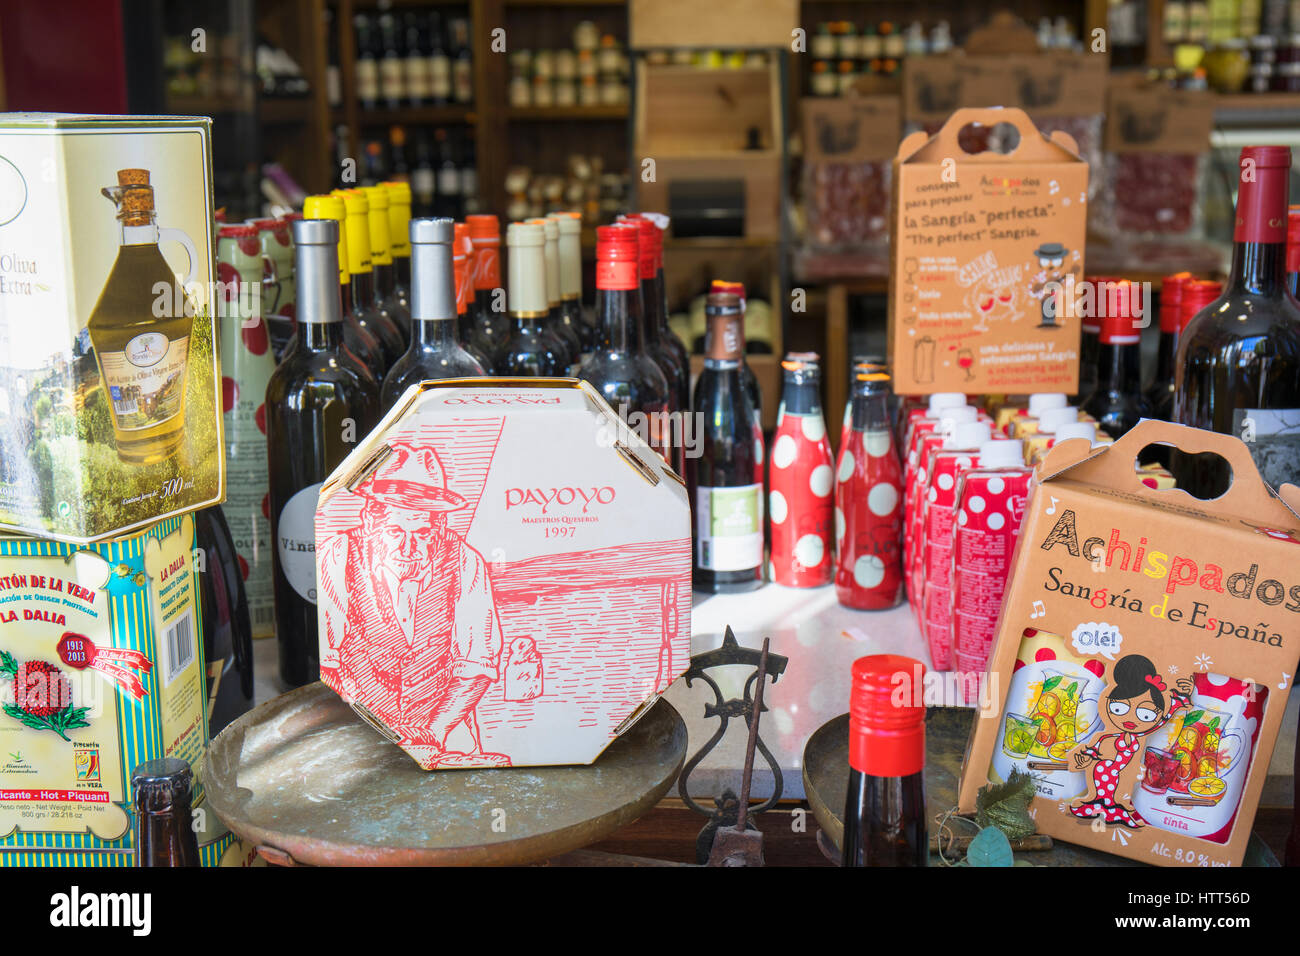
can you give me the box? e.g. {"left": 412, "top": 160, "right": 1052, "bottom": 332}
{"left": 88, "top": 168, "right": 200, "bottom": 465}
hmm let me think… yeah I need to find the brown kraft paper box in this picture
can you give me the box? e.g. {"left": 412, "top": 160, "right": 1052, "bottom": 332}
{"left": 888, "top": 107, "right": 1088, "bottom": 396}
{"left": 958, "top": 421, "right": 1300, "bottom": 866}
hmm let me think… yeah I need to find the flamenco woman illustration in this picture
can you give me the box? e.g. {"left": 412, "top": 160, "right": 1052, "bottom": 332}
{"left": 1069, "top": 654, "right": 1192, "bottom": 829}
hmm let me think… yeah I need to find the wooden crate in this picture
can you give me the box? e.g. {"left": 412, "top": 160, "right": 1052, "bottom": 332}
{"left": 635, "top": 63, "right": 783, "bottom": 241}
{"left": 629, "top": 0, "right": 798, "bottom": 49}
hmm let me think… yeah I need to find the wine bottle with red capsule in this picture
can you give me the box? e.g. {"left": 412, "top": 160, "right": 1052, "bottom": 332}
{"left": 843, "top": 654, "right": 928, "bottom": 867}
{"left": 466, "top": 214, "right": 508, "bottom": 360}
{"left": 1083, "top": 279, "right": 1150, "bottom": 439}
{"left": 215, "top": 223, "right": 276, "bottom": 638}
{"left": 452, "top": 221, "right": 493, "bottom": 370}
{"left": 1145, "top": 272, "right": 1192, "bottom": 421}
{"left": 768, "top": 354, "right": 834, "bottom": 588}
{"left": 578, "top": 223, "right": 673, "bottom": 463}
{"left": 1175, "top": 145, "right": 1300, "bottom": 496}
{"left": 622, "top": 214, "right": 690, "bottom": 415}
{"left": 835, "top": 369, "right": 903, "bottom": 611}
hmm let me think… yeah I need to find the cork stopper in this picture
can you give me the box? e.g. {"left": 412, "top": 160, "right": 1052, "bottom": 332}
{"left": 118, "top": 168, "right": 150, "bottom": 186}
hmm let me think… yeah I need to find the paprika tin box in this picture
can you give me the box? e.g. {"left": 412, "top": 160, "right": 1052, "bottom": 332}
{"left": 315, "top": 379, "right": 692, "bottom": 770}
{"left": 888, "top": 107, "right": 1088, "bottom": 396}
{"left": 958, "top": 421, "right": 1300, "bottom": 866}
{"left": 0, "top": 114, "right": 224, "bottom": 543}
{"left": 0, "top": 513, "right": 236, "bottom": 865}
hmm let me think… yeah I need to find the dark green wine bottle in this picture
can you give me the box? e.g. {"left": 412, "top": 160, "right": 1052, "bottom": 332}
{"left": 267, "top": 218, "right": 381, "bottom": 687}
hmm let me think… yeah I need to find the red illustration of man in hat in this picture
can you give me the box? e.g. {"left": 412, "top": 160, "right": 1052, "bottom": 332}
{"left": 319, "top": 441, "right": 511, "bottom": 768}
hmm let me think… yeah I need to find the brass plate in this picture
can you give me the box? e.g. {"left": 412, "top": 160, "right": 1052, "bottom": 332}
{"left": 205, "top": 683, "right": 687, "bottom": 866}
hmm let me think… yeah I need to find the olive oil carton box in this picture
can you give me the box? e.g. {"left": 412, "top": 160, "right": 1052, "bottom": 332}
{"left": 889, "top": 107, "right": 1088, "bottom": 396}
{"left": 314, "top": 379, "right": 692, "bottom": 770}
{"left": 0, "top": 114, "right": 224, "bottom": 543}
{"left": 958, "top": 421, "right": 1300, "bottom": 866}
{"left": 0, "top": 513, "right": 241, "bottom": 865}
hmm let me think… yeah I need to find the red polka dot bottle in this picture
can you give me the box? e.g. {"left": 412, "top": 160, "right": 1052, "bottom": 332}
{"left": 920, "top": 420, "right": 992, "bottom": 670}
{"left": 770, "top": 355, "right": 834, "bottom": 587}
{"left": 217, "top": 224, "right": 278, "bottom": 638}
{"left": 839, "top": 357, "right": 889, "bottom": 457}
{"left": 951, "top": 439, "right": 1033, "bottom": 679}
{"left": 835, "top": 371, "right": 903, "bottom": 610}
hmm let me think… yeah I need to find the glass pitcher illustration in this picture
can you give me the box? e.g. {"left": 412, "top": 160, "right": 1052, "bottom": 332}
{"left": 992, "top": 657, "right": 1103, "bottom": 801}
{"left": 87, "top": 168, "right": 199, "bottom": 465}
{"left": 1133, "top": 679, "right": 1258, "bottom": 841}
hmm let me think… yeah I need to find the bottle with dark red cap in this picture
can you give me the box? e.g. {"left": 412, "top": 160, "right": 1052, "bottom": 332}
{"left": 842, "top": 654, "right": 928, "bottom": 867}
{"left": 452, "top": 221, "right": 493, "bottom": 369}
{"left": 465, "top": 214, "right": 509, "bottom": 360}
{"left": 1175, "top": 145, "right": 1300, "bottom": 496}
{"left": 1075, "top": 276, "right": 1111, "bottom": 406}
{"left": 1144, "top": 272, "right": 1192, "bottom": 422}
{"left": 579, "top": 224, "right": 673, "bottom": 463}
{"left": 1083, "top": 279, "right": 1151, "bottom": 438}
{"left": 622, "top": 214, "right": 690, "bottom": 415}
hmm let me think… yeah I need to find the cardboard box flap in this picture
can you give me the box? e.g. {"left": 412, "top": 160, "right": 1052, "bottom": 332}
{"left": 1042, "top": 420, "right": 1300, "bottom": 532}
{"left": 898, "top": 107, "right": 1083, "bottom": 165}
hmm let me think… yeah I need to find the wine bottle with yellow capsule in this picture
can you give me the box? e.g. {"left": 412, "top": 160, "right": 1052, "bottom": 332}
{"left": 381, "top": 180, "right": 413, "bottom": 321}
{"left": 266, "top": 219, "right": 381, "bottom": 686}
{"left": 333, "top": 188, "right": 402, "bottom": 372}
{"left": 302, "top": 193, "right": 384, "bottom": 382}
{"left": 361, "top": 184, "right": 411, "bottom": 340}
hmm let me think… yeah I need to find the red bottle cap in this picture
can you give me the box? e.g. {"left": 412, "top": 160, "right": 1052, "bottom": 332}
{"left": 1234, "top": 146, "right": 1291, "bottom": 244}
{"left": 466, "top": 214, "right": 499, "bottom": 241}
{"left": 1081, "top": 275, "right": 1117, "bottom": 335}
{"left": 1179, "top": 279, "right": 1223, "bottom": 333}
{"left": 595, "top": 223, "right": 640, "bottom": 291}
{"left": 1159, "top": 272, "right": 1193, "bottom": 334}
{"left": 1288, "top": 205, "right": 1300, "bottom": 277}
{"left": 467, "top": 215, "right": 501, "bottom": 291}
{"left": 1097, "top": 280, "right": 1142, "bottom": 345}
{"left": 849, "top": 655, "right": 926, "bottom": 778}
{"left": 453, "top": 221, "right": 473, "bottom": 316}
{"left": 621, "top": 214, "right": 661, "bottom": 281}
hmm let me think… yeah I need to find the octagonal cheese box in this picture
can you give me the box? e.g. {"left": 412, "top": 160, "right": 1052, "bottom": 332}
{"left": 314, "top": 378, "right": 692, "bottom": 770}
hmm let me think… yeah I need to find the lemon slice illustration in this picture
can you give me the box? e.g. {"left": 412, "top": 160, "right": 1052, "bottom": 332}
{"left": 1188, "top": 776, "right": 1226, "bottom": 802}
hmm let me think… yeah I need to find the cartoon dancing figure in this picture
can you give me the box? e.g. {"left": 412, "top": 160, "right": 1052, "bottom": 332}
{"left": 1070, "top": 654, "right": 1191, "bottom": 829}
{"left": 320, "top": 441, "right": 512, "bottom": 768}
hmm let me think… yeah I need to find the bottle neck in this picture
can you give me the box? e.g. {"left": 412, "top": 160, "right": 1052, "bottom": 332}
{"left": 352, "top": 269, "right": 376, "bottom": 306}
{"left": 135, "top": 798, "right": 197, "bottom": 866}
{"left": 374, "top": 261, "right": 396, "bottom": 299}
{"left": 394, "top": 253, "right": 410, "bottom": 290}
{"left": 120, "top": 221, "right": 159, "bottom": 246}
{"left": 1100, "top": 341, "right": 1143, "bottom": 393}
{"left": 1225, "top": 240, "right": 1288, "bottom": 297}
{"left": 595, "top": 286, "right": 644, "bottom": 353}
{"left": 1153, "top": 329, "right": 1178, "bottom": 384}
{"left": 781, "top": 375, "right": 821, "bottom": 416}
{"left": 411, "top": 316, "right": 460, "bottom": 349}
{"left": 852, "top": 390, "right": 892, "bottom": 431}
{"left": 299, "top": 318, "right": 346, "bottom": 351}
{"left": 640, "top": 275, "right": 664, "bottom": 345}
